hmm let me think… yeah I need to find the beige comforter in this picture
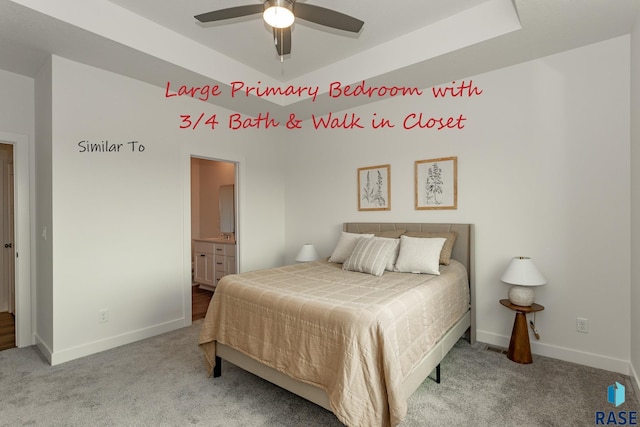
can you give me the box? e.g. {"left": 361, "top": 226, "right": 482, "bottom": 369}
{"left": 199, "top": 259, "right": 469, "bottom": 427}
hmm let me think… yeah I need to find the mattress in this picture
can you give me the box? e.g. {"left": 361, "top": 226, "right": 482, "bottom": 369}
{"left": 199, "top": 258, "right": 470, "bottom": 427}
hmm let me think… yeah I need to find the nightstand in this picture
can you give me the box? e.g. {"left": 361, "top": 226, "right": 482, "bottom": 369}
{"left": 500, "top": 299, "right": 544, "bottom": 364}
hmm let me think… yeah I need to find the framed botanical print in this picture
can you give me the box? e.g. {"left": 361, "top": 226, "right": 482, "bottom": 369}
{"left": 415, "top": 156, "right": 457, "bottom": 210}
{"left": 358, "top": 164, "right": 390, "bottom": 211}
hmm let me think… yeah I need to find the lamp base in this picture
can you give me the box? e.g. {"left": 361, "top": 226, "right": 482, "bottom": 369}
{"left": 508, "top": 285, "right": 535, "bottom": 306}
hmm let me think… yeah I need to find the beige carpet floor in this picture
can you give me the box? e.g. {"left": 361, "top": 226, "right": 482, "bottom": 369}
{"left": 0, "top": 320, "right": 637, "bottom": 426}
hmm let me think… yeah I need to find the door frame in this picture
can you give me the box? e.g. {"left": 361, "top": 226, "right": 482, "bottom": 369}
{"left": 0, "top": 132, "right": 32, "bottom": 347}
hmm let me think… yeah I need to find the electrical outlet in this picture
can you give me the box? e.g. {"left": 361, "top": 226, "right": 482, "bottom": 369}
{"left": 98, "top": 309, "right": 109, "bottom": 323}
{"left": 576, "top": 317, "right": 588, "bottom": 333}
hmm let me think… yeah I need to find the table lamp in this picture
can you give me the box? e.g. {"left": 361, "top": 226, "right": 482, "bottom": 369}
{"left": 295, "top": 244, "right": 319, "bottom": 262}
{"left": 500, "top": 256, "right": 546, "bottom": 306}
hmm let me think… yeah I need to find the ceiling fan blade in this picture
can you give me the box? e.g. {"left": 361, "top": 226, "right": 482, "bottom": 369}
{"left": 293, "top": 3, "right": 364, "bottom": 33}
{"left": 195, "top": 5, "right": 263, "bottom": 23}
{"left": 273, "top": 27, "right": 292, "bottom": 56}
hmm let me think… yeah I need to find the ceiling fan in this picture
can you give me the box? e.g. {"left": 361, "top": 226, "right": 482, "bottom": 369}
{"left": 195, "top": 0, "right": 364, "bottom": 57}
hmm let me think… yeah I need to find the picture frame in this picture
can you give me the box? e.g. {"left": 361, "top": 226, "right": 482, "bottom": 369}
{"left": 358, "top": 164, "right": 391, "bottom": 211}
{"left": 415, "top": 156, "right": 457, "bottom": 210}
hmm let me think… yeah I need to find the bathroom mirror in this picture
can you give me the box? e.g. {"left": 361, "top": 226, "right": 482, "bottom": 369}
{"left": 219, "top": 184, "right": 235, "bottom": 233}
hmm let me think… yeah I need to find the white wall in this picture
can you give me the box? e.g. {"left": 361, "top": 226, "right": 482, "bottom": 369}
{"left": 44, "top": 56, "right": 286, "bottom": 364}
{"left": 0, "top": 69, "right": 33, "bottom": 136}
{"left": 34, "top": 57, "right": 53, "bottom": 357}
{"left": 630, "top": 11, "right": 640, "bottom": 394}
{"left": 284, "top": 36, "right": 632, "bottom": 374}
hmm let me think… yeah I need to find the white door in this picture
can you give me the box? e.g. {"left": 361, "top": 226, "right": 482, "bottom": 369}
{"left": 0, "top": 144, "right": 15, "bottom": 314}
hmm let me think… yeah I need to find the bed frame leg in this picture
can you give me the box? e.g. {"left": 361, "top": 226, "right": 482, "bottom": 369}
{"left": 429, "top": 364, "right": 441, "bottom": 384}
{"left": 213, "top": 356, "right": 222, "bottom": 378}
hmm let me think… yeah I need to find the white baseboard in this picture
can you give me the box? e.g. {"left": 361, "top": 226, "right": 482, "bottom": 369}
{"left": 477, "top": 330, "right": 631, "bottom": 375}
{"left": 48, "top": 318, "right": 188, "bottom": 366}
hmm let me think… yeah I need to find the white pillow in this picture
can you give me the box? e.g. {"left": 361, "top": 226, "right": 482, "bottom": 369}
{"left": 328, "top": 232, "right": 374, "bottom": 263}
{"left": 383, "top": 238, "right": 401, "bottom": 271}
{"left": 394, "top": 235, "right": 446, "bottom": 275}
{"left": 343, "top": 237, "right": 397, "bottom": 276}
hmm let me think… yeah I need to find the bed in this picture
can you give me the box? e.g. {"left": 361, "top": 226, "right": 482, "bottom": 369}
{"left": 199, "top": 222, "right": 475, "bottom": 427}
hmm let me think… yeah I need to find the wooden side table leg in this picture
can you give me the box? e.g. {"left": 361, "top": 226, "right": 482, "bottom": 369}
{"left": 507, "top": 312, "right": 533, "bottom": 364}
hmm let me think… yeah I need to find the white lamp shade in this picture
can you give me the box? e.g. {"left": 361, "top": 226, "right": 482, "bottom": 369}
{"left": 500, "top": 256, "right": 546, "bottom": 286}
{"left": 295, "top": 244, "right": 319, "bottom": 262}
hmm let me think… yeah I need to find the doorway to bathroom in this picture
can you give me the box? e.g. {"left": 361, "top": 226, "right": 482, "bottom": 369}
{"left": 190, "top": 157, "right": 237, "bottom": 320}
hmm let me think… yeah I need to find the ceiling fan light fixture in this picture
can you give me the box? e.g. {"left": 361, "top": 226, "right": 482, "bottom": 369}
{"left": 263, "top": 0, "right": 295, "bottom": 29}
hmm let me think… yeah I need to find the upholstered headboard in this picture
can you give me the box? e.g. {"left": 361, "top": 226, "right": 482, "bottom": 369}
{"left": 343, "top": 222, "right": 476, "bottom": 342}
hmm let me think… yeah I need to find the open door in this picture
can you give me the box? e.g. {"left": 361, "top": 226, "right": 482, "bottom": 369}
{"left": 0, "top": 144, "right": 14, "bottom": 313}
{"left": 0, "top": 143, "right": 15, "bottom": 350}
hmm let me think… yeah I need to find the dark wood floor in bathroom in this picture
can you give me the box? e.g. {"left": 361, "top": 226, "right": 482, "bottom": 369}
{"left": 192, "top": 285, "right": 213, "bottom": 321}
{"left": 0, "top": 311, "right": 15, "bottom": 351}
